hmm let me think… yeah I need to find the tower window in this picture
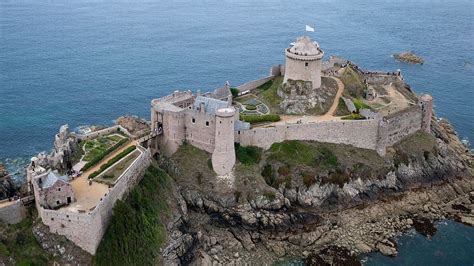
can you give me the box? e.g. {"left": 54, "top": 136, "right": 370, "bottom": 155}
{"left": 305, "top": 62, "right": 309, "bottom": 67}
{"left": 205, "top": 121, "right": 209, "bottom": 126}
{"left": 192, "top": 118, "right": 195, "bottom": 123}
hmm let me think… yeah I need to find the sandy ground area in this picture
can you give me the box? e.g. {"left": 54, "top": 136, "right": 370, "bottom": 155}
{"left": 62, "top": 141, "right": 135, "bottom": 212}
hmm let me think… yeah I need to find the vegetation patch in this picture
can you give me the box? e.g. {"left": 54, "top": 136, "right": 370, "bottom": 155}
{"left": 257, "top": 79, "right": 274, "bottom": 91}
{"left": 94, "top": 165, "right": 171, "bottom": 265}
{"left": 81, "top": 137, "right": 129, "bottom": 171}
{"left": 235, "top": 143, "right": 262, "bottom": 165}
{"left": 256, "top": 76, "right": 284, "bottom": 113}
{"left": 352, "top": 98, "right": 371, "bottom": 111}
{"left": 240, "top": 114, "right": 280, "bottom": 124}
{"left": 302, "top": 172, "right": 317, "bottom": 188}
{"left": 94, "top": 150, "right": 140, "bottom": 184}
{"left": 0, "top": 208, "right": 50, "bottom": 265}
{"left": 341, "top": 66, "right": 366, "bottom": 98}
{"left": 335, "top": 98, "right": 351, "bottom": 116}
{"left": 88, "top": 145, "right": 137, "bottom": 179}
{"left": 230, "top": 87, "right": 239, "bottom": 97}
{"left": 341, "top": 113, "right": 366, "bottom": 120}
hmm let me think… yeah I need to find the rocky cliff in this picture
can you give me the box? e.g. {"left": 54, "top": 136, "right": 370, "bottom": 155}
{"left": 0, "top": 164, "right": 16, "bottom": 200}
{"left": 159, "top": 117, "right": 473, "bottom": 265}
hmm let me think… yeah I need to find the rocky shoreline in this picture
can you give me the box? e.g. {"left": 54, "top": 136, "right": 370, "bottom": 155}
{"left": 160, "top": 118, "right": 473, "bottom": 265}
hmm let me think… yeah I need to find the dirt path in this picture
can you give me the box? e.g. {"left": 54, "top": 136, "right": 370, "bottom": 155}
{"left": 64, "top": 140, "right": 136, "bottom": 212}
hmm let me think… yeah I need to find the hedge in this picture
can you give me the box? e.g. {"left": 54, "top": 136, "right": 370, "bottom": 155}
{"left": 239, "top": 114, "right": 280, "bottom": 124}
{"left": 81, "top": 138, "right": 128, "bottom": 171}
{"left": 230, "top": 87, "right": 239, "bottom": 97}
{"left": 88, "top": 145, "right": 137, "bottom": 179}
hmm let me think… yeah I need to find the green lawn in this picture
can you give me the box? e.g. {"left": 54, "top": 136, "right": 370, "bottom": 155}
{"left": 94, "top": 150, "right": 140, "bottom": 185}
{"left": 83, "top": 134, "right": 127, "bottom": 162}
{"left": 256, "top": 76, "right": 284, "bottom": 114}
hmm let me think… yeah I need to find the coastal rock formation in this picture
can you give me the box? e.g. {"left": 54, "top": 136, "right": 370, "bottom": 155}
{"left": 116, "top": 115, "right": 150, "bottom": 137}
{"left": 277, "top": 78, "right": 337, "bottom": 115}
{"left": 30, "top": 125, "right": 79, "bottom": 174}
{"left": 394, "top": 51, "right": 424, "bottom": 64}
{"left": 0, "top": 164, "right": 16, "bottom": 200}
{"left": 159, "top": 117, "right": 473, "bottom": 265}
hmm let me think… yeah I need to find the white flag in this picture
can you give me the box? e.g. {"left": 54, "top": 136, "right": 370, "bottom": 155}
{"left": 306, "top": 25, "right": 315, "bottom": 32}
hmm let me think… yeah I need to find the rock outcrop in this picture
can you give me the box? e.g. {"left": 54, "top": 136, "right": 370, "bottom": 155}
{"left": 277, "top": 78, "right": 337, "bottom": 115}
{"left": 29, "top": 125, "right": 79, "bottom": 174}
{"left": 0, "top": 164, "right": 16, "bottom": 200}
{"left": 116, "top": 116, "right": 150, "bottom": 138}
{"left": 394, "top": 51, "right": 424, "bottom": 64}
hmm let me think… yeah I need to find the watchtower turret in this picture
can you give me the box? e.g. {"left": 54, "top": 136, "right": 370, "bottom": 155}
{"left": 211, "top": 107, "right": 236, "bottom": 176}
{"left": 284, "top": 36, "right": 324, "bottom": 89}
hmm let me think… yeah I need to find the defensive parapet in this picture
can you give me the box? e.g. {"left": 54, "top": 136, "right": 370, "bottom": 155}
{"left": 419, "top": 94, "right": 433, "bottom": 133}
{"left": 211, "top": 107, "right": 236, "bottom": 176}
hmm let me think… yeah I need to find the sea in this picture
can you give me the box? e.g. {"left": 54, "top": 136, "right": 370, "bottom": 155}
{"left": 1, "top": 0, "right": 473, "bottom": 264}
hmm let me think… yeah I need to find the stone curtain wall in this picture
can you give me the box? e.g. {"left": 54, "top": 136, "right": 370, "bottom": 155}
{"left": 0, "top": 200, "right": 26, "bottom": 224}
{"left": 39, "top": 147, "right": 152, "bottom": 254}
{"left": 238, "top": 119, "right": 379, "bottom": 152}
{"left": 376, "top": 105, "right": 422, "bottom": 153}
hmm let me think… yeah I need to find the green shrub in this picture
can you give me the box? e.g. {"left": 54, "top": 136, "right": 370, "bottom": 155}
{"left": 261, "top": 164, "right": 273, "bottom": 179}
{"left": 230, "top": 87, "right": 239, "bottom": 97}
{"left": 88, "top": 145, "right": 137, "bottom": 179}
{"left": 302, "top": 172, "right": 316, "bottom": 188}
{"left": 235, "top": 143, "right": 262, "bottom": 165}
{"left": 240, "top": 114, "right": 280, "bottom": 124}
{"left": 341, "top": 113, "right": 366, "bottom": 120}
{"left": 257, "top": 80, "right": 273, "bottom": 91}
{"left": 352, "top": 98, "right": 371, "bottom": 111}
{"left": 94, "top": 166, "right": 170, "bottom": 265}
{"left": 263, "top": 191, "right": 276, "bottom": 201}
{"left": 245, "top": 104, "right": 257, "bottom": 110}
{"left": 81, "top": 138, "right": 129, "bottom": 171}
{"left": 277, "top": 165, "right": 290, "bottom": 176}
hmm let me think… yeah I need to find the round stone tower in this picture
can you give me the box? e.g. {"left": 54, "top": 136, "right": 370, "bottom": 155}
{"left": 284, "top": 36, "right": 324, "bottom": 89}
{"left": 212, "top": 107, "right": 236, "bottom": 176}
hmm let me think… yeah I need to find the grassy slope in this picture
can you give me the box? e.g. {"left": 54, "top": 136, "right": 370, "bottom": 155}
{"left": 94, "top": 165, "right": 171, "bottom": 266}
{"left": 256, "top": 76, "right": 284, "bottom": 114}
{"left": 0, "top": 208, "right": 50, "bottom": 265}
{"left": 340, "top": 66, "right": 366, "bottom": 99}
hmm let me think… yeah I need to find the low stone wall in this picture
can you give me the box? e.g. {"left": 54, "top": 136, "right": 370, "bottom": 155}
{"left": 39, "top": 147, "right": 152, "bottom": 254}
{"left": 238, "top": 119, "right": 380, "bottom": 152}
{"left": 76, "top": 125, "right": 134, "bottom": 141}
{"left": 0, "top": 200, "right": 26, "bottom": 224}
{"left": 236, "top": 76, "right": 275, "bottom": 93}
{"left": 341, "top": 96, "right": 356, "bottom": 113}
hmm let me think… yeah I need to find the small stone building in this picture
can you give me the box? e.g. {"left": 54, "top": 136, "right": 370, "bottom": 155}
{"left": 36, "top": 171, "right": 75, "bottom": 209}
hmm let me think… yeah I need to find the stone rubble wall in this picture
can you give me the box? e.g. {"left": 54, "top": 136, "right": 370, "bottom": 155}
{"left": 38, "top": 147, "right": 152, "bottom": 255}
{"left": 0, "top": 199, "right": 26, "bottom": 225}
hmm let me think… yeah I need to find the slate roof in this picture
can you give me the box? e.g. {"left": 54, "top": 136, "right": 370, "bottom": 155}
{"left": 212, "top": 86, "right": 232, "bottom": 101}
{"left": 193, "top": 96, "right": 229, "bottom": 114}
{"left": 42, "top": 171, "right": 69, "bottom": 189}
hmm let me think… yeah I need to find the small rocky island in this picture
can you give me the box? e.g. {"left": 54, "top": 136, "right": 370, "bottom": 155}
{"left": 394, "top": 51, "right": 425, "bottom": 64}
{"left": 0, "top": 35, "right": 472, "bottom": 265}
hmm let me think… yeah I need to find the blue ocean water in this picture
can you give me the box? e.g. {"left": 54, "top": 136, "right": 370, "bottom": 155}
{"left": 1, "top": 0, "right": 473, "bottom": 263}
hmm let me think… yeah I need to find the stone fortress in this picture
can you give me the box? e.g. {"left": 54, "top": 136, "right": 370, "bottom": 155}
{"left": 151, "top": 35, "right": 433, "bottom": 176}
{"left": 21, "top": 33, "right": 433, "bottom": 255}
